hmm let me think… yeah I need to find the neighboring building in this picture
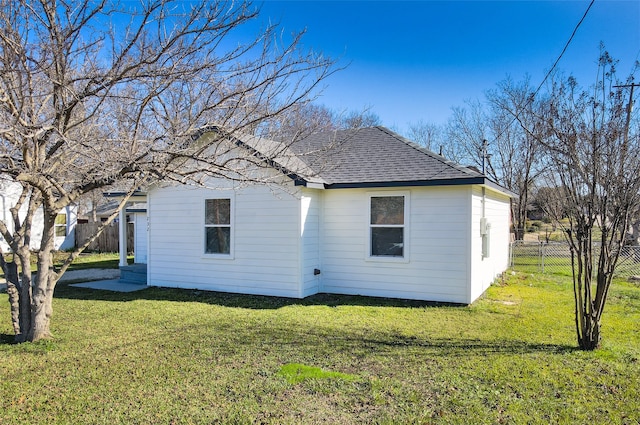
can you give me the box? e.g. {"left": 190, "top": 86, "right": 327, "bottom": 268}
{"left": 0, "top": 179, "right": 77, "bottom": 252}
{"left": 125, "top": 126, "right": 515, "bottom": 304}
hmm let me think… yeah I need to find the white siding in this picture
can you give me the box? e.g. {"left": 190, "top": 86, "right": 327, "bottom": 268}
{"left": 133, "top": 212, "right": 148, "bottom": 264}
{"left": 469, "top": 186, "right": 512, "bottom": 302}
{"left": 144, "top": 176, "right": 511, "bottom": 303}
{"left": 319, "top": 186, "right": 473, "bottom": 303}
{"left": 0, "top": 180, "right": 44, "bottom": 251}
{"left": 147, "top": 181, "right": 303, "bottom": 298}
{"left": 0, "top": 179, "right": 76, "bottom": 251}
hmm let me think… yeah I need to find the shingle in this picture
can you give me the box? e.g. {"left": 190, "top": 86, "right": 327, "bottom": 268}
{"left": 290, "top": 126, "right": 483, "bottom": 186}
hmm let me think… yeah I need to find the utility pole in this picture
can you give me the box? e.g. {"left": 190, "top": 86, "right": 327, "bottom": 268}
{"left": 481, "top": 139, "right": 490, "bottom": 175}
{"left": 613, "top": 82, "right": 638, "bottom": 147}
{"left": 613, "top": 82, "right": 639, "bottom": 245}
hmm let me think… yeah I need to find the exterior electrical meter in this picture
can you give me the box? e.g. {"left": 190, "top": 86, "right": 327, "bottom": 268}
{"left": 480, "top": 217, "right": 491, "bottom": 258}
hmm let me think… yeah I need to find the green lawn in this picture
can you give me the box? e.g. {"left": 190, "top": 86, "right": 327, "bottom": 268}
{"left": 1, "top": 252, "right": 124, "bottom": 276}
{"left": 1, "top": 270, "right": 639, "bottom": 424}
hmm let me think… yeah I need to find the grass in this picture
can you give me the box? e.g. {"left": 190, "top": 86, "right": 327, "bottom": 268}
{"left": 1, "top": 252, "right": 128, "bottom": 278}
{"left": 278, "top": 363, "right": 357, "bottom": 385}
{"left": 1, "top": 270, "right": 639, "bottom": 424}
{"left": 54, "top": 252, "right": 126, "bottom": 270}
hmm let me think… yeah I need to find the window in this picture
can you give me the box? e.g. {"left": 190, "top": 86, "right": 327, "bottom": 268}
{"left": 205, "top": 198, "right": 231, "bottom": 255}
{"left": 369, "top": 194, "right": 406, "bottom": 258}
{"left": 54, "top": 214, "right": 67, "bottom": 237}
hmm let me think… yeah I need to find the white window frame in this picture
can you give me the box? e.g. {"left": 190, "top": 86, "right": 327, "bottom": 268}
{"left": 54, "top": 213, "right": 67, "bottom": 238}
{"left": 203, "top": 195, "right": 234, "bottom": 259}
{"left": 366, "top": 191, "right": 410, "bottom": 263}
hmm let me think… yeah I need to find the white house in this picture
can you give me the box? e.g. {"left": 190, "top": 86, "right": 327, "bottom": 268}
{"left": 0, "top": 178, "right": 77, "bottom": 252}
{"left": 132, "top": 126, "right": 515, "bottom": 304}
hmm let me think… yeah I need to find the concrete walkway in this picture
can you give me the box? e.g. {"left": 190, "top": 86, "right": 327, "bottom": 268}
{"left": 1, "top": 268, "right": 147, "bottom": 293}
{"left": 60, "top": 268, "right": 120, "bottom": 282}
{"left": 70, "top": 279, "right": 147, "bottom": 292}
{"left": 64, "top": 268, "right": 147, "bottom": 292}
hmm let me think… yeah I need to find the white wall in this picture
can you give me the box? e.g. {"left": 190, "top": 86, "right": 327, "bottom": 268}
{"left": 145, "top": 178, "right": 511, "bottom": 303}
{"left": 133, "top": 212, "right": 148, "bottom": 264}
{"left": 469, "top": 186, "right": 512, "bottom": 302}
{"left": 319, "top": 186, "right": 473, "bottom": 303}
{"left": 147, "top": 181, "right": 303, "bottom": 298}
{"left": 55, "top": 204, "right": 78, "bottom": 251}
{"left": 300, "top": 189, "right": 321, "bottom": 297}
{"left": 0, "top": 179, "right": 76, "bottom": 251}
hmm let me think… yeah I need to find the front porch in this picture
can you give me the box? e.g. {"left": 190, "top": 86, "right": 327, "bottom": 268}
{"left": 66, "top": 267, "right": 147, "bottom": 292}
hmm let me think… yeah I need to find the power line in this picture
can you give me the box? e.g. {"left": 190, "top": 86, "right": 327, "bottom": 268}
{"left": 491, "top": 0, "right": 595, "bottom": 146}
{"left": 531, "top": 0, "right": 595, "bottom": 99}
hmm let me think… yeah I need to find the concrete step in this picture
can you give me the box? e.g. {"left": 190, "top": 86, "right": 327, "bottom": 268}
{"left": 119, "top": 264, "right": 147, "bottom": 285}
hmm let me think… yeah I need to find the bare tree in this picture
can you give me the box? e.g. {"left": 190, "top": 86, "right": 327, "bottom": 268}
{"left": 538, "top": 51, "right": 640, "bottom": 350}
{"left": 531, "top": 186, "right": 567, "bottom": 224}
{"left": 443, "top": 101, "right": 488, "bottom": 166}
{"left": 444, "top": 80, "right": 542, "bottom": 240}
{"left": 255, "top": 102, "right": 338, "bottom": 142}
{"left": 259, "top": 103, "right": 385, "bottom": 144}
{"left": 486, "top": 77, "right": 543, "bottom": 240}
{"left": 0, "top": 0, "right": 334, "bottom": 342}
{"left": 628, "top": 217, "right": 640, "bottom": 246}
{"left": 406, "top": 120, "right": 443, "bottom": 151}
{"left": 340, "top": 109, "right": 381, "bottom": 129}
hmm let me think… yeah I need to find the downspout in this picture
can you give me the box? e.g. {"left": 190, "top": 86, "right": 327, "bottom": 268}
{"left": 481, "top": 139, "right": 488, "bottom": 222}
{"left": 297, "top": 191, "right": 303, "bottom": 299}
{"left": 481, "top": 140, "right": 490, "bottom": 260}
{"left": 145, "top": 198, "right": 150, "bottom": 286}
{"left": 482, "top": 187, "right": 486, "bottom": 222}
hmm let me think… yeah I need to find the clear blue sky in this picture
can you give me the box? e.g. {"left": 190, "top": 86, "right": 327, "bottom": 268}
{"left": 254, "top": 0, "right": 639, "bottom": 133}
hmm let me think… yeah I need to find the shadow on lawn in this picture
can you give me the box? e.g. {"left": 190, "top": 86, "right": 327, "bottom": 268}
{"left": 54, "top": 283, "right": 463, "bottom": 309}
{"left": 0, "top": 333, "right": 16, "bottom": 344}
{"left": 6, "top": 286, "right": 579, "bottom": 355}
{"left": 214, "top": 320, "right": 579, "bottom": 357}
{"left": 354, "top": 335, "right": 577, "bottom": 356}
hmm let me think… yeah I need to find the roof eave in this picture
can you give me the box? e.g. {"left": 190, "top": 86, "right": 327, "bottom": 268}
{"left": 292, "top": 176, "right": 326, "bottom": 189}
{"left": 323, "top": 177, "right": 517, "bottom": 197}
{"left": 103, "top": 191, "right": 148, "bottom": 201}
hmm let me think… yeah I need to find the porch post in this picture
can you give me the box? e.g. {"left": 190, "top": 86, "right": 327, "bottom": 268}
{"left": 118, "top": 206, "right": 127, "bottom": 267}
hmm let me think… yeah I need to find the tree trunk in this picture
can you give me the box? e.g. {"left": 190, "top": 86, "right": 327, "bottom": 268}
{"left": 577, "top": 313, "right": 600, "bottom": 350}
{"left": 16, "top": 247, "right": 33, "bottom": 343}
{"left": 28, "top": 286, "right": 54, "bottom": 342}
{"left": 511, "top": 201, "right": 526, "bottom": 240}
{"left": 27, "top": 214, "right": 58, "bottom": 342}
{"left": 631, "top": 219, "right": 640, "bottom": 246}
{"left": 1, "top": 248, "right": 34, "bottom": 342}
{"left": 0, "top": 258, "right": 21, "bottom": 336}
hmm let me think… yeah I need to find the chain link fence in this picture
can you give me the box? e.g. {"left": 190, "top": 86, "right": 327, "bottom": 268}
{"left": 509, "top": 241, "right": 640, "bottom": 277}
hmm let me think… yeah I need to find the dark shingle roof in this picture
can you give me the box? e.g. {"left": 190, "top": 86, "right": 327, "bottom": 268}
{"left": 199, "top": 125, "right": 513, "bottom": 196}
{"left": 290, "top": 126, "right": 508, "bottom": 192}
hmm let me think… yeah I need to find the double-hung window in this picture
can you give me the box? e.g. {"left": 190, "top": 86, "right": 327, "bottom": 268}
{"left": 205, "top": 198, "right": 232, "bottom": 256}
{"left": 54, "top": 214, "right": 67, "bottom": 237}
{"left": 369, "top": 193, "right": 408, "bottom": 259}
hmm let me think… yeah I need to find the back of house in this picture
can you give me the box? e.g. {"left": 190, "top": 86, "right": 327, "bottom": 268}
{"left": 144, "top": 126, "right": 514, "bottom": 303}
